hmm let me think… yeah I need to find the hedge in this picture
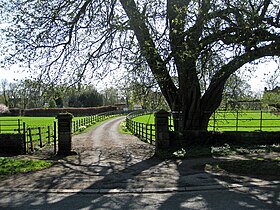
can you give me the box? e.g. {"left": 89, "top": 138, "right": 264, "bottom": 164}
{"left": 21, "top": 106, "right": 117, "bottom": 117}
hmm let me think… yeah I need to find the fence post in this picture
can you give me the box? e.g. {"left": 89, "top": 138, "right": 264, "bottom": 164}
{"left": 236, "top": 110, "right": 239, "bottom": 131}
{"left": 138, "top": 122, "right": 141, "bottom": 136}
{"left": 28, "top": 128, "right": 34, "bottom": 152}
{"left": 145, "top": 124, "right": 148, "bottom": 142}
{"left": 150, "top": 124, "right": 153, "bottom": 144}
{"left": 155, "top": 110, "right": 170, "bottom": 149}
{"left": 260, "top": 111, "right": 263, "bottom": 131}
{"left": 54, "top": 120, "right": 57, "bottom": 154}
{"left": 38, "top": 127, "right": 43, "bottom": 148}
{"left": 56, "top": 113, "right": 75, "bottom": 155}
{"left": 141, "top": 123, "right": 144, "bottom": 140}
{"left": 47, "top": 126, "right": 51, "bottom": 144}
{"left": 135, "top": 122, "right": 138, "bottom": 135}
{"left": 75, "top": 121, "right": 78, "bottom": 132}
{"left": 23, "top": 122, "right": 26, "bottom": 154}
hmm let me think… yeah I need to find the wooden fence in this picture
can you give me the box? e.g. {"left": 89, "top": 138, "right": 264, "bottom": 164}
{"left": 126, "top": 110, "right": 280, "bottom": 146}
{"left": 72, "top": 110, "right": 125, "bottom": 133}
{"left": 26, "top": 122, "right": 57, "bottom": 153}
{"left": 208, "top": 110, "right": 280, "bottom": 131}
{"left": 0, "top": 119, "right": 23, "bottom": 134}
{"left": 126, "top": 110, "right": 156, "bottom": 145}
{"left": 134, "top": 110, "right": 280, "bottom": 132}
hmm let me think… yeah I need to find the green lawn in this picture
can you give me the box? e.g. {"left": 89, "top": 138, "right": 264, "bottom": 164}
{"left": 0, "top": 116, "right": 86, "bottom": 133}
{"left": 0, "top": 157, "right": 53, "bottom": 177}
{"left": 209, "top": 111, "right": 280, "bottom": 131}
{"left": 132, "top": 111, "right": 280, "bottom": 131}
{"left": 0, "top": 116, "right": 56, "bottom": 130}
{"left": 133, "top": 114, "right": 155, "bottom": 124}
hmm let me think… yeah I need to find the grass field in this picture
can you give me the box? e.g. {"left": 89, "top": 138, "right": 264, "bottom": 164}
{"left": 0, "top": 116, "right": 85, "bottom": 133}
{"left": 132, "top": 111, "right": 280, "bottom": 131}
{"left": 0, "top": 116, "right": 56, "bottom": 126}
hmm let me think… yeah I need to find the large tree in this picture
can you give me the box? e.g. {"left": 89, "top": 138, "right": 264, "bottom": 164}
{"left": 1, "top": 0, "right": 280, "bottom": 131}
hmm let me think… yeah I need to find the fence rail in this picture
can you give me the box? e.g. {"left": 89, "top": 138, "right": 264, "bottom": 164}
{"left": 208, "top": 110, "right": 280, "bottom": 131}
{"left": 166, "top": 110, "right": 280, "bottom": 131}
{"left": 26, "top": 124, "right": 55, "bottom": 152}
{"left": 126, "top": 110, "right": 280, "bottom": 145}
{"left": 0, "top": 119, "right": 22, "bottom": 133}
{"left": 126, "top": 110, "right": 156, "bottom": 145}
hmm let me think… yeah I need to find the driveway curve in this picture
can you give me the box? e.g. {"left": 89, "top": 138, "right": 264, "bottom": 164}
{"left": 72, "top": 116, "right": 147, "bottom": 150}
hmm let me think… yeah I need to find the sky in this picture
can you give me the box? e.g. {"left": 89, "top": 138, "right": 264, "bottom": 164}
{"left": 0, "top": 60, "right": 279, "bottom": 93}
{"left": 0, "top": 64, "right": 30, "bottom": 83}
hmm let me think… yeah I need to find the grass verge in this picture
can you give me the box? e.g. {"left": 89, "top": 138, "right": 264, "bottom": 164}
{"left": 206, "top": 158, "right": 280, "bottom": 176}
{"left": 0, "top": 157, "right": 53, "bottom": 177}
{"left": 118, "top": 121, "right": 132, "bottom": 135}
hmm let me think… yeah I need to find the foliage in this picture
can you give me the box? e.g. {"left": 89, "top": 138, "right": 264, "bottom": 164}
{"left": 222, "top": 73, "right": 256, "bottom": 110}
{"left": 101, "top": 87, "right": 123, "bottom": 106}
{"left": 0, "top": 79, "right": 106, "bottom": 109}
{"left": 262, "top": 87, "right": 280, "bottom": 109}
{"left": 120, "top": 77, "right": 168, "bottom": 110}
{"left": 69, "top": 85, "right": 103, "bottom": 107}
{"left": 48, "top": 98, "right": 57, "bottom": 108}
{"left": 0, "top": 157, "right": 53, "bottom": 176}
{"left": 119, "top": 121, "right": 132, "bottom": 134}
{"left": 1, "top": 0, "right": 280, "bottom": 131}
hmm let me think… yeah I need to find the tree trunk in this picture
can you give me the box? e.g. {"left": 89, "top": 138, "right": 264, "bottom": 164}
{"left": 172, "top": 100, "right": 218, "bottom": 131}
{"left": 171, "top": 81, "right": 225, "bottom": 132}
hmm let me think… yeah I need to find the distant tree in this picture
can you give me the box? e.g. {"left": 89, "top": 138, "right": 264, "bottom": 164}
{"left": 17, "top": 79, "right": 44, "bottom": 108}
{"left": 121, "top": 75, "right": 168, "bottom": 110}
{"left": 222, "top": 73, "right": 254, "bottom": 110}
{"left": 262, "top": 87, "right": 280, "bottom": 109}
{"left": 48, "top": 98, "right": 57, "bottom": 108}
{"left": 69, "top": 85, "right": 103, "bottom": 107}
{"left": 102, "top": 87, "right": 120, "bottom": 106}
{"left": 79, "top": 88, "right": 103, "bottom": 107}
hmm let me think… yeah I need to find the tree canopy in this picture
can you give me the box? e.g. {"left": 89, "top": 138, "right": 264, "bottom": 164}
{"left": 1, "top": 0, "right": 280, "bottom": 131}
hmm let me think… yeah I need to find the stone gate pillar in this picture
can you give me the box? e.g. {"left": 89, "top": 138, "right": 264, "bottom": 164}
{"left": 56, "top": 113, "right": 75, "bottom": 155}
{"left": 155, "top": 109, "right": 170, "bottom": 149}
